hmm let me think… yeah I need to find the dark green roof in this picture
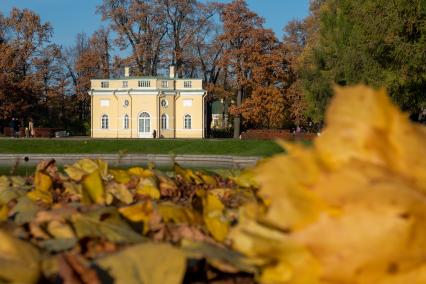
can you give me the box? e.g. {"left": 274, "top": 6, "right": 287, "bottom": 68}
{"left": 212, "top": 101, "right": 228, "bottom": 114}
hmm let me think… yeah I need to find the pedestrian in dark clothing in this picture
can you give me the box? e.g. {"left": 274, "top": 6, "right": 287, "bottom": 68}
{"left": 13, "top": 118, "right": 20, "bottom": 138}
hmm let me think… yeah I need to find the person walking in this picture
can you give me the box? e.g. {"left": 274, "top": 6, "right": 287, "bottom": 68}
{"left": 28, "top": 118, "right": 34, "bottom": 138}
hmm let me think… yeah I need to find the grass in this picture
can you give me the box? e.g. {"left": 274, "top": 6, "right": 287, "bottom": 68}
{"left": 0, "top": 138, "right": 283, "bottom": 157}
{"left": 0, "top": 164, "right": 242, "bottom": 177}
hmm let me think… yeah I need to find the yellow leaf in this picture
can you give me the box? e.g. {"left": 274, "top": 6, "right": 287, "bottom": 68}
{"left": 200, "top": 173, "right": 218, "bottom": 187}
{"left": 34, "top": 171, "right": 52, "bottom": 192}
{"left": 128, "top": 167, "right": 154, "bottom": 178}
{"left": 82, "top": 170, "right": 105, "bottom": 204}
{"left": 95, "top": 159, "right": 109, "bottom": 178}
{"left": 119, "top": 201, "right": 154, "bottom": 234}
{"left": 158, "top": 202, "right": 203, "bottom": 225}
{"left": 64, "top": 159, "right": 100, "bottom": 181}
{"left": 230, "top": 86, "right": 426, "bottom": 284}
{"left": 229, "top": 217, "right": 320, "bottom": 284}
{"left": 106, "top": 182, "right": 133, "bottom": 204}
{"left": 0, "top": 205, "right": 8, "bottom": 222}
{"left": 47, "top": 220, "right": 75, "bottom": 239}
{"left": 109, "top": 169, "right": 131, "bottom": 184}
{"left": 0, "top": 230, "right": 41, "bottom": 283}
{"left": 136, "top": 177, "right": 160, "bottom": 199}
{"left": 28, "top": 171, "right": 53, "bottom": 204}
{"left": 27, "top": 189, "right": 53, "bottom": 204}
{"left": 230, "top": 169, "right": 257, "bottom": 188}
{"left": 174, "top": 163, "right": 204, "bottom": 184}
{"left": 202, "top": 193, "right": 229, "bottom": 242}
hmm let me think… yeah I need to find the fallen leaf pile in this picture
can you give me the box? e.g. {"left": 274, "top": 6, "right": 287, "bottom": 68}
{"left": 0, "top": 158, "right": 259, "bottom": 283}
{"left": 0, "top": 85, "right": 425, "bottom": 284}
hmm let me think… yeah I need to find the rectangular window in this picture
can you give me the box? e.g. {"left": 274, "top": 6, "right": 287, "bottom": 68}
{"left": 184, "top": 115, "right": 192, "bottom": 129}
{"left": 122, "top": 81, "right": 128, "bottom": 88}
{"left": 123, "top": 115, "right": 129, "bottom": 129}
{"left": 161, "top": 81, "right": 169, "bottom": 88}
{"left": 183, "top": 99, "right": 193, "bottom": 107}
{"left": 100, "top": 99, "right": 110, "bottom": 107}
{"left": 138, "top": 80, "right": 150, "bottom": 87}
{"left": 101, "top": 81, "right": 109, "bottom": 88}
{"left": 184, "top": 81, "right": 192, "bottom": 88}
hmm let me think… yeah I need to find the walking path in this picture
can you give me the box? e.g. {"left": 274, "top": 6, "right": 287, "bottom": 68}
{"left": 0, "top": 153, "right": 261, "bottom": 169}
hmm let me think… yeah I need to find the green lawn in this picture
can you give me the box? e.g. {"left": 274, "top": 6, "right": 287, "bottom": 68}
{"left": 0, "top": 138, "right": 283, "bottom": 157}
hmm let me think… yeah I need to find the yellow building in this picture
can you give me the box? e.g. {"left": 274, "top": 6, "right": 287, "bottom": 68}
{"left": 90, "top": 66, "right": 207, "bottom": 138}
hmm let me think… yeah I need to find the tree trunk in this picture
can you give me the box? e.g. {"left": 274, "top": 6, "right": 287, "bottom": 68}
{"left": 233, "top": 88, "right": 242, "bottom": 139}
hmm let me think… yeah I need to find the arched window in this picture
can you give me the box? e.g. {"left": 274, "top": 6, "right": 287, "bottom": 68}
{"left": 101, "top": 114, "right": 109, "bottom": 129}
{"left": 123, "top": 114, "right": 129, "bottom": 129}
{"left": 184, "top": 114, "right": 191, "bottom": 129}
{"left": 161, "top": 114, "right": 168, "bottom": 129}
{"left": 139, "top": 112, "right": 151, "bottom": 134}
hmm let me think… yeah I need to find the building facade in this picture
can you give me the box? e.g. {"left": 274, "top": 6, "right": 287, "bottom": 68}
{"left": 90, "top": 66, "right": 207, "bottom": 138}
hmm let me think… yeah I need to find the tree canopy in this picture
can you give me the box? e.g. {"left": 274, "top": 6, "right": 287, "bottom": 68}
{"left": 301, "top": 0, "right": 426, "bottom": 122}
{"left": 0, "top": 0, "right": 425, "bottom": 135}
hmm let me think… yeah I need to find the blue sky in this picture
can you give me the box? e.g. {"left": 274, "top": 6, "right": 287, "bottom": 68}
{"left": 1, "top": 0, "right": 310, "bottom": 47}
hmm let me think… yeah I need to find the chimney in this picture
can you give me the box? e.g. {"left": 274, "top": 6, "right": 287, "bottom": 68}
{"left": 124, "top": 67, "right": 130, "bottom": 77}
{"left": 169, "top": 65, "right": 176, "bottom": 79}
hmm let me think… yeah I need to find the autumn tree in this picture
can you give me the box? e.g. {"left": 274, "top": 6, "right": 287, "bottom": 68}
{"left": 219, "top": 0, "right": 286, "bottom": 137}
{"left": 158, "top": 0, "right": 218, "bottom": 77}
{"left": 98, "top": 0, "right": 167, "bottom": 76}
{"left": 0, "top": 8, "right": 54, "bottom": 121}
{"left": 63, "top": 28, "right": 112, "bottom": 132}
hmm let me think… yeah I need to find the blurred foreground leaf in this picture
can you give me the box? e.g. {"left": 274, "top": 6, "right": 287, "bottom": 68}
{"left": 0, "top": 230, "right": 40, "bottom": 283}
{"left": 96, "top": 242, "right": 186, "bottom": 284}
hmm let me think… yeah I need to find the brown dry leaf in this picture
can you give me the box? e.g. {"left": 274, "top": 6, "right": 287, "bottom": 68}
{"left": 230, "top": 85, "right": 426, "bottom": 284}
{"left": 157, "top": 173, "right": 179, "bottom": 197}
{"left": 59, "top": 253, "right": 101, "bottom": 284}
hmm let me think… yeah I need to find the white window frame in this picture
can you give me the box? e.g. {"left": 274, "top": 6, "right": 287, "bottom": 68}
{"left": 138, "top": 112, "right": 151, "bottom": 135}
{"left": 101, "top": 114, "right": 109, "bottom": 129}
{"left": 161, "top": 80, "right": 169, "bottom": 88}
{"left": 138, "top": 80, "right": 150, "bottom": 87}
{"left": 122, "top": 81, "right": 128, "bottom": 88}
{"left": 184, "top": 81, "right": 192, "bottom": 88}
{"left": 101, "top": 81, "right": 109, "bottom": 88}
{"left": 184, "top": 114, "right": 192, "bottom": 129}
{"left": 123, "top": 114, "right": 129, "bottom": 129}
{"left": 161, "top": 114, "right": 168, "bottom": 130}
